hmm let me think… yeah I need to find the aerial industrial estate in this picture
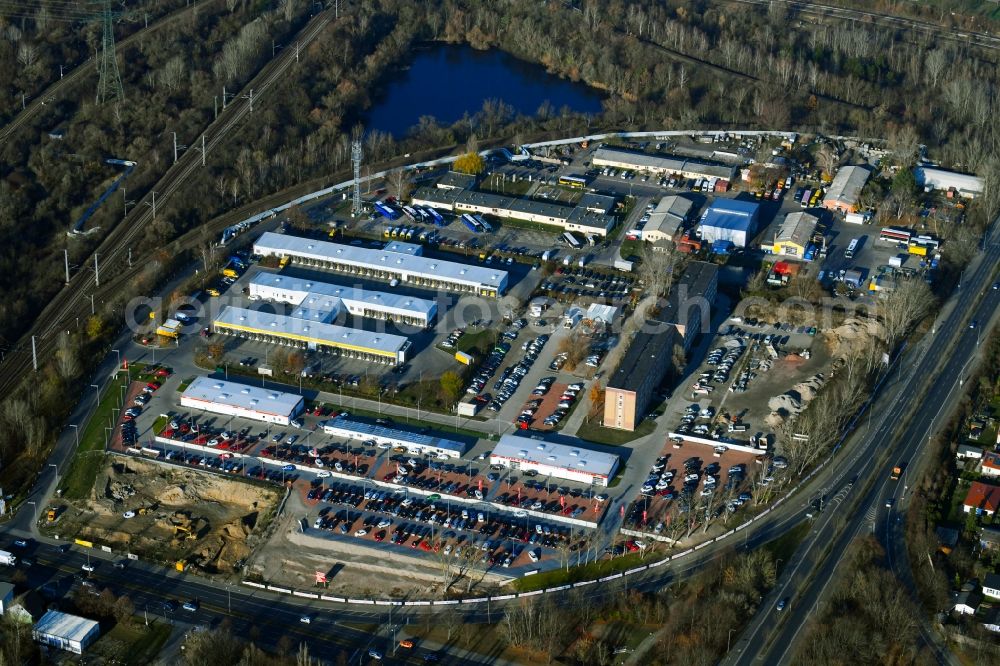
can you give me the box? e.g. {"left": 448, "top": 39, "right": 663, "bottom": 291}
{"left": 2, "top": 1, "right": 1000, "bottom": 664}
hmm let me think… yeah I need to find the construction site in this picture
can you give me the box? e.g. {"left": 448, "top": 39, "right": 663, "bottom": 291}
{"left": 47, "top": 456, "right": 282, "bottom": 575}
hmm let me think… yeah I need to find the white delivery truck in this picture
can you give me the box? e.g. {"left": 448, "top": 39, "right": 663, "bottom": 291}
{"left": 0, "top": 550, "right": 16, "bottom": 566}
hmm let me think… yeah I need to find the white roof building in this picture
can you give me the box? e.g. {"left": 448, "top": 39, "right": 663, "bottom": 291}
{"left": 33, "top": 610, "right": 100, "bottom": 654}
{"left": 323, "top": 416, "right": 468, "bottom": 458}
{"left": 490, "top": 435, "right": 620, "bottom": 486}
{"left": 915, "top": 166, "right": 985, "bottom": 198}
{"left": 643, "top": 195, "right": 695, "bottom": 244}
{"left": 248, "top": 272, "right": 437, "bottom": 327}
{"left": 254, "top": 232, "right": 508, "bottom": 297}
{"left": 593, "top": 146, "right": 736, "bottom": 181}
{"left": 586, "top": 303, "right": 619, "bottom": 326}
{"left": 213, "top": 306, "right": 411, "bottom": 364}
{"left": 823, "top": 165, "right": 871, "bottom": 213}
{"left": 180, "top": 377, "right": 304, "bottom": 425}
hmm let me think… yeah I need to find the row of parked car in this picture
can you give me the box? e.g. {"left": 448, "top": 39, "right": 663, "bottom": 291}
{"left": 486, "top": 328, "right": 547, "bottom": 413}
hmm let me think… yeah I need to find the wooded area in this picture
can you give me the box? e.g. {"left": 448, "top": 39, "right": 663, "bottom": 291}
{"left": 0, "top": 0, "right": 999, "bottom": 545}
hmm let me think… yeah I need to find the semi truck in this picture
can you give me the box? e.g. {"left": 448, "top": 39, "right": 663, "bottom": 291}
{"left": 0, "top": 550, "right": 16, "bottom": 566}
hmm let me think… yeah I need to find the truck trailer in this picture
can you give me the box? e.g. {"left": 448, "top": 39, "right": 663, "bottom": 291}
{"left": 0, "top": 549, "right": 16, "bottom": 566}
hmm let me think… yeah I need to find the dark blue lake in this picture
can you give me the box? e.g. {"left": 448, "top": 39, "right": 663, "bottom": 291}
{"left": 365, "top": 44, "right": 605, "bottom": 137}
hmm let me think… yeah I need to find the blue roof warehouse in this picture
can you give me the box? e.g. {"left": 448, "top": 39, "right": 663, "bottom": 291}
{"left": 698, "top": 199, "right": 761, "bottom": 249}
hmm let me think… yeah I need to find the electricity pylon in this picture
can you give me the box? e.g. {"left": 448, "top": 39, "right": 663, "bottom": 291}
{"left": 95, "top": 0, "right": 125, "bottom": 104}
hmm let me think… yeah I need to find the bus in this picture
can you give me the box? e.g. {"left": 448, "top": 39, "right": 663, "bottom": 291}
{"left": 879, "top": 227, "right": 912, "bottom": 244}
{"left": 426, "top": 207, "right": 445, "bottom": 226}
{"left": 558, "top": 175, "right": 588, "bottom": 190}
{"left": 562, "top": 232, "right": 582, "bottom": 249}
{"left": 474, "top": 214, "right": 493, "bottom": 233}
{"left": 800, "top": 189, "right": 812, "bottom": 207}
{"left": 461, "top": 214, "right": 480, "bottom": 233}
{"left": 844, "top": 238, "right": 859, "bottom": 259}
{"left": 374, "top": 201, "right": 401, "bottom": 220}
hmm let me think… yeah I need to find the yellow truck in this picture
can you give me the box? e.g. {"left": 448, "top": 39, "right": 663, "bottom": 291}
{"left": 222, "top": 267, "right": 239, "bottom": 279}
{"left": 279, "top": 256, "right": 290, "bottom": 268}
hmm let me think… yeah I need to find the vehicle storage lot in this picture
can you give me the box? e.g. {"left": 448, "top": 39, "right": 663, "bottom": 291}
{"left": 301, "top": 479, "right": 583, "bottom": 573}
{"left": 663, "top": 317, "right": 829, "bottom": 449}
{"left": 115, "top": 378, "right": 610, "bottom": 588}
{"left": 621, "top": 439, "right": 761, "bottom": 539}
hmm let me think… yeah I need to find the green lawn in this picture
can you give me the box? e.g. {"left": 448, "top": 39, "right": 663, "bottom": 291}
{"left": 619, "top": 238, "right": 643, "bottom": 261}
{"left": 93, "top": 621, "right": 173, "bottom": 666}
{"left": 453, "top": 328, "right": 498, "bottom": 356}
{"left": 512, "top": 550, "right": 660, "bottom": 592}
{"left": 762, "top": 521, "right": 810, "bottom": 574}
{"left": 177, "top": 376, "right": 196, "bottom": 392}
{"left": 575, "top": 417, "right": 656, "bottom": 445}
{"left": 60, "top": 367, "right": 145, "bottom": 501}
{"left": 480, "top": 174, "right": 533, "bottom": 196}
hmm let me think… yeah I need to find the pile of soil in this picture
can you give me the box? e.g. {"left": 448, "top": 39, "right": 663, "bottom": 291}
{"left": 73, "top": 457, "right": 279, "bottom": 574}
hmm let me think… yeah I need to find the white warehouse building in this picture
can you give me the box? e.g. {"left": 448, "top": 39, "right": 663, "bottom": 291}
{"left": 33, "top": 611, "right": 101, "bottom": 655}
{"left": 253, "top": 232, "right": 508, "bottom": 297}
{"left": 915, "top": 166, "right": 985, "bottom": 198}
{"left": 213, "top": 306, "right": 411, "bottom": 365}
{"left": 180, "top": 377, "right": 304, "bottom": 425}
{"left": 323, "top": 416, "right": 469, "bottom": 459}
{"left": 489, "top": 435, "right": 620, "bottom": 487}
{"left": 248, "top": 272, "right": 437, "bottom": 328}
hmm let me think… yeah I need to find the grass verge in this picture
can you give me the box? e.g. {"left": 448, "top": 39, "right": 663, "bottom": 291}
{"left": 511, "top": 550, "right": 657, "bottom": 592}
{"left": 95, "top": 621, "right": 173, "bottom": 666}
{"left": 60, "top": 368, "right": 145, "bottom": 501}
{"left": 762, "top": 520, "right": 810, "bottom": 573}
{"left": 575, "top": 417, "right": 656, "bottom": 445}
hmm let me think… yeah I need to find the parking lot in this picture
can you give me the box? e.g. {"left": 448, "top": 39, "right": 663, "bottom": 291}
{"left": 621, "top": 439, "right": 763, "bottom": 540}
{"left": 303, "top": 479, "right": 585, "bottom": 571}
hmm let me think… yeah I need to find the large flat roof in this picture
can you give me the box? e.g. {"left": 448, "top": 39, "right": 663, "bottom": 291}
{"left": 248, "top": 272, "right": 437, "bottom": 320}
{"left": 491, "top": 434, "right": 619, "bottom": 478}
{"left": 825, "top": 165, "right": 871, "bottom": 206}
{"left": 253, "top": 232, "right": 507, "bottom": 290}
{"left": 701, "top": 199, "right": 760, "bottom": 232}
{"left": 181, "top": 377, "right": 303, "bottom": 416}
{"left": 33, "top": 610, "right": 100, "bottom": 642}
{"left": 658, "top": 261, "right": 718, "bottom": 327}
{"left": 214, "top": 306, "right": 409, "bottom": 356}
{"left": 411, "top": 186, "right": 460, "bottom": 207}
{"left": 593, "top": 146, "right": 736, "bottom": 179}
{"left": 324, "top": 416, "right": 468, "bottom": 454}
{"left": 915, "top": 166, "right": 985, "bottom": 195}
{"left": 607, "top": 325, "right": 677, "bottom": 393}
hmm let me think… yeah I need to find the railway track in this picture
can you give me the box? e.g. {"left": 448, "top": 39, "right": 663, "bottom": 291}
{"left": 0, "top": 0, "right": 226, "bottom": 148}
{"left": 728, "top": 0, "right": 1000, "bottom": 51}
{"left": 0, "top": 8, "right": 335, "bottom": 398}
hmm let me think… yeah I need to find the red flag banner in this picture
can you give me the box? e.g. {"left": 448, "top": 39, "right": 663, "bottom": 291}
{"left": 619, "top": 504, "right": 625, "bottom": 517}
{"left": 122, "top": 358, "right": 129, "bottom": 370}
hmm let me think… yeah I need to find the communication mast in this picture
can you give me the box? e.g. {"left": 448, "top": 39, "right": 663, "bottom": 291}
{"left": 351, "top": 139, "right": 363, "bottom": 218}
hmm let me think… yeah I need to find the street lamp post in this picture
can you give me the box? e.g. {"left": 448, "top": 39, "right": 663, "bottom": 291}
{"left": 27, "top": 500, "right": 36, "bottom": 524}
{"left": 91, "top": 383, "right": 100, "bottom": 405}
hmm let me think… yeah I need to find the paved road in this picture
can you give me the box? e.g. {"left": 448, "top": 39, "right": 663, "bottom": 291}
{"left": 728, "top": 221, "right": 1000, "bottom": 665}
